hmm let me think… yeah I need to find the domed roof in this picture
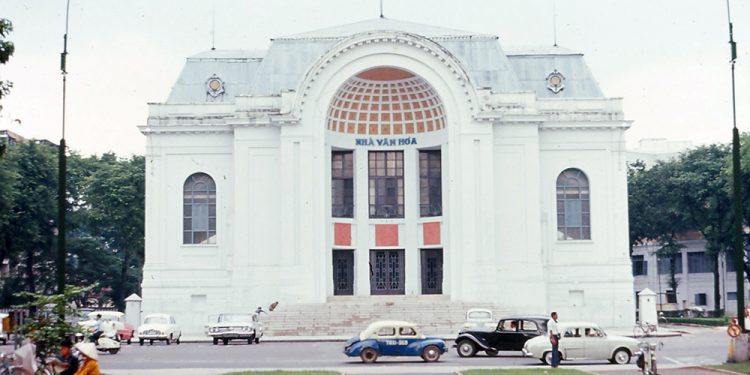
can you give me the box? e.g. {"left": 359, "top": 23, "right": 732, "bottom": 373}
{"left": 327, "top": 67, "right": 446, "bottom": 135}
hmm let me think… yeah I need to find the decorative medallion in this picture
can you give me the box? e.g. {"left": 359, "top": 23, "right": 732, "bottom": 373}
{"left": 546, "top": 69, "right": 565, "bottom": 94}
{"left": 206, "top": 74, "right": 225, "bottom": 98}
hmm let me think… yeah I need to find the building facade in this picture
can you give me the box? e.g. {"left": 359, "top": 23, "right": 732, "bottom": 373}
{"left": 140, "top": 18, "right": 635, "bottom": 333}
{"left": 632, "top": 237, "right": 750, "bottom": 315}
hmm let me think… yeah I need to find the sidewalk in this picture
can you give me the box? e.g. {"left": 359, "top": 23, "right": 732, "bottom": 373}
{"left": 102, "top": 364, "right": 723, "bottom": 375}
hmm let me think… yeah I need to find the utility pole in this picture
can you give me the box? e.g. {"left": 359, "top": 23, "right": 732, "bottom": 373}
{"left": 727, "top": 0, "right": 745, "bottom": 331}
{"left": 57, "top": 0, "right": 71, "bottom": 299}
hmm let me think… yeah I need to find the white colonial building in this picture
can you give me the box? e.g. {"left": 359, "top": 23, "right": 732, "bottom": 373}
{"left": 139, "top": 18, "right": 635, "bottom": 334}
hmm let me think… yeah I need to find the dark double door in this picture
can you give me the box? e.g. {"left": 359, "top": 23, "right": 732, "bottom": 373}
{"left": 333, "top": 249, "right": 443, "bottom": 296}
{"left": 421, "top": 249, "right": 443, "bottom": 295}
{"left": 333, "top": 250, "right": 354, "bottom": 295}
{"left": 370, "top": 250, "right": 405, "bottom": 295}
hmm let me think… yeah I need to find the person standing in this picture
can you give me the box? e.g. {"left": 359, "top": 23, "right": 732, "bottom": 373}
{"left": 548, "top": 311, "right": 561, "bottom": 368}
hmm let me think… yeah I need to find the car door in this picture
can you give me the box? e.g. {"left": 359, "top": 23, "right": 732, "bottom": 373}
{"left": 494, "top": 319, "right": 524, "bottom": 350}
{"left": 515, "top": 320, "right": 541, "bottom": 351}
{"left": 374, "top": 326, "right": 399, "bottom": 355}
{"left": 560, "top": 327, "right": 584, "bottom": 359}
{"left": 397, "top": 326, "right": 420, "bottom": 356}
{"left": 581, "top": 327, "right": 609, "bottom": 359}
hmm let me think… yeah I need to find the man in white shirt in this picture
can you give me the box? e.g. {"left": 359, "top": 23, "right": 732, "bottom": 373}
{"left": 547, "top": 311, "right": 560, "bottom": 368}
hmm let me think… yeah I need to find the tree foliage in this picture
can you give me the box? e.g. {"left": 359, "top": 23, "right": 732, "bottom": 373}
{"left": 0, "top": 18, "right": 15, "bottom": 112}
{"left": 629, "top": 142, "right": 743, "bottom": 314}
{"left": 0, "top": 141, "right": 145, "bottom": 310}
{"left": 14, "top": 285, "right": 92, "bottom": 361}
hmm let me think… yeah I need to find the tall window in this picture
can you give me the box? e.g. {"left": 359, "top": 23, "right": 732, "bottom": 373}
{"left": 632, "top": 255, "right": 647, "bottom": 276}
{"left": 332, "top": 151, "right": 354, "bottom": 218}
{"left": 657, "top": 254, "right": 683, "bottom": 274}
{"left": 369, "top": 151, "right": 404, "bottom": 218}
{"left": 419, "top": 150, "right": 442, "bottom": 217}
{"left": 687, "top": 252, "right": 713, "bottom": 273}
{"left": 183, "top": 173, "right": 216, "bottom": 245}
{"left": 556, "top": 168, "right": 590, "bottom": 240}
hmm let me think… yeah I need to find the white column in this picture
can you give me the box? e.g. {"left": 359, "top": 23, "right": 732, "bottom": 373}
{"left": 354, "top": 148, "right": 371, "bottom": 295}
{"left": 404, "top": 148, "right": 420, "bottom": 295}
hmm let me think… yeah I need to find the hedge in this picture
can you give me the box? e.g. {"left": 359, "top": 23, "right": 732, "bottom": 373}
{"left": 665, "top": 316, "right": 731, "bottom": 326}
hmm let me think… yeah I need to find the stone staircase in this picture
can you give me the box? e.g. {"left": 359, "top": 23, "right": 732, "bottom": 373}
{"left": 262, "top": 295, "right": 511, "bottom": 337}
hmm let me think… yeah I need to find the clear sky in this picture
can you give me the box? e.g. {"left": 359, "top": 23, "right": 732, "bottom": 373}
{"left": 1, "top": 0, "right": 749, "bottom": 156}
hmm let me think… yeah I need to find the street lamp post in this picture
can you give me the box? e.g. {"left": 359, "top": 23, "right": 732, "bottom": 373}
{"left": 727, "top": 0, "right": 745, "bottom": 331}
{"left": 57, "top": 0, "right": 71, "bottom": 298}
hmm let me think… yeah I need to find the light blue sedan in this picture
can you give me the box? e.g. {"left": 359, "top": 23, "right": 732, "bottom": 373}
{"left": 344, "top": 320, "right": 447, "bottom": 363}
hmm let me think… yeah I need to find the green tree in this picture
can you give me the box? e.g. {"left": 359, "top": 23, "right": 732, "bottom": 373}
{"left": 15, "top": 285, "right": 91, "bottom": 360}
{"left": 0, "top": 18, "right": 14, "bottom": 114}
{"left": 674, "top": 144, "right": 732, "bottom": 315}
{"left": 628, "top": 158, "right": 691, "bottom": 304}
{"left": 3, "top": 142, "right": 58, "bottom": 302}
{"left": 84, "top": 154, "right": 145, "bottom": 310}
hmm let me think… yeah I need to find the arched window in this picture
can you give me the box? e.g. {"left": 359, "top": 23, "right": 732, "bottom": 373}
{"left": 556, "top": 168, "right": 590, "bottom": 240}
{"left": 183, "top": 173, "right": 216, "bottom": 244}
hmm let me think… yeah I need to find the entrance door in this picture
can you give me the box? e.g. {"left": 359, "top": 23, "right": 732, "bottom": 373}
{"left": 370, "top": 250, "right": 405, "bottom": 295}
{"left": 421, "top": 249, "right": 443, "bottom": 294}
{"left": 333, "top": 250, "right": 354, "bottom": 295}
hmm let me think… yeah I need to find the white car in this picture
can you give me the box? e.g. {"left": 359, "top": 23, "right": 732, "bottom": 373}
{"left": 137, "top": 314, "right": 182, "bottom": 346}
{"left": 463, "top": 308, "right": 495, "bottom": 330}
{"left": 522, "top": 322, "right": 640, "bottom": 365}
{"left": 206, "top": 313, "right": 264, "bottom": 345}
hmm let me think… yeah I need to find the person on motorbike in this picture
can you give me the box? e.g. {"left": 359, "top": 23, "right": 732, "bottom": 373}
{"left": 73, "top": 342, "right": 100, "bottom": 375}
{"left": 90, "top": 314, "right": 105, "bottom": 344}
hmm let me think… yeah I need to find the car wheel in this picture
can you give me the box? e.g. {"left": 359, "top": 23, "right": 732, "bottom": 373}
{"left": 485, "top": 349, "right": 499, "bottom": 357}
{"left": 421, "top": 345, "right": 441, "bottom": 362}
{"left": 139, "top": 339, "right": 144, "bottom": 346}
{"left": 149, "top": 340, "right": 154, "bottom": 345}
{"left": 127, "top": 334, "right": 132, "bottom": 345}
{"left": 613, "top": 348, "right": 631, "bottom": 364}
{"left": 176, "top": 335, "right": 180, "bottom": 345}
{"left": 212, "top": 338, "right": 218, "bottom": 345}
{"left": 542, "top": 351, "right": 552, "bottom": 365}
{"left": 108, "top": 348, "right": 119, "bottom": 355}
{"left": 223, "top": 338, "right": 229, "bottom": 345}
{"left": 360, "top": 347, "right": 378, "bottom": 363}
{"left": 247, "top": 338, "right": 253, "bottom": 344}
{"left": 457, "top": 340, "right": 477, "bottom": 357}
{"left": 255, "top": 337, "right": 260, "bottom": 344}
{"left": 166, "top": 335, "right": 171, "bottom": 345}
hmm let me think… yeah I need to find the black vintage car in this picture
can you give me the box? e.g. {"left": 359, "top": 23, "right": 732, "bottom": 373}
{"left": 454, "top": 316, "right": 549, "bottom": 357}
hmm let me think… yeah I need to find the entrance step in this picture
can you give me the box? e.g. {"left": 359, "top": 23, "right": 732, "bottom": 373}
{"left": 262, "top": 296, "right": 511, "bottom": 337}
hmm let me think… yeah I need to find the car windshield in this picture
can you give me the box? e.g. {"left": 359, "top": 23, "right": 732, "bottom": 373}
{"left": 88, "top": 312, "right": 122, "bottom": 322}
{"left": 468, "top": 311, "right": 491, "bottom": 320}
{"left": 218, "top": 314, "right": 253, "bottom": 323}
{"left": 144, "top": 317, "right": 169, "bottom": 325}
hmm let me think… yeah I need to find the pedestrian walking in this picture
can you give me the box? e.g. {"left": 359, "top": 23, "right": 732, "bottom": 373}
{"left": 548, "top": 311, "right": 561, "bottom": 368}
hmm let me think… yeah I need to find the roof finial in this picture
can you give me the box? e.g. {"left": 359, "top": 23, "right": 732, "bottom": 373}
{"left": 211, "top": 0, "right": 216, "bottom": 50}
{"left": 552, "top": 0, "right": 558, "bottom": 47}
{"left": 379, "top": 0, "right": 384, "bottom": 18}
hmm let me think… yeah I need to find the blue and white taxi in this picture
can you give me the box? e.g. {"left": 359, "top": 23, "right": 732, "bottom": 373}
{"left": 344, "top": 320, "right": 447, "bottom": 363}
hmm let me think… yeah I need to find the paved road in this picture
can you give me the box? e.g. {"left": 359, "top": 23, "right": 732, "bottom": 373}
{"left": 0, "top": 325, "right": 730, "bottom": 374}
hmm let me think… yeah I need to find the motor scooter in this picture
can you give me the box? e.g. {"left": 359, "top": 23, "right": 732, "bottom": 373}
{"left": 74, "top": 327, "right": 121, "bottom": 354}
